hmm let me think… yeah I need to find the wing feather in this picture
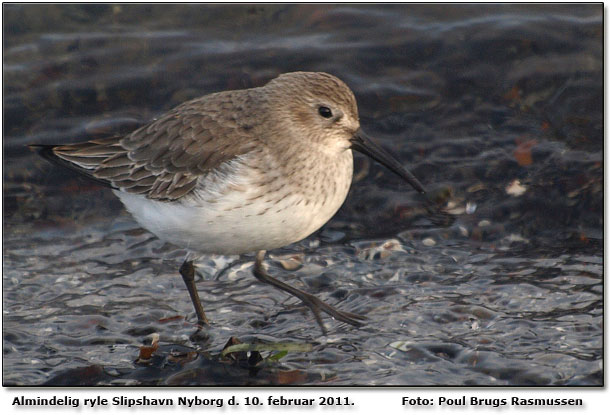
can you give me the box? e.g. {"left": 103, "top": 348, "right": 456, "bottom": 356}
{"left": 36, "top": 89, "right": 262, "bottom": 201}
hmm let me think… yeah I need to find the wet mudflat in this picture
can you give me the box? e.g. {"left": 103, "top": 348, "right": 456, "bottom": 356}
{"left": 3, "top": 4, "right": 602, "bottom": 385}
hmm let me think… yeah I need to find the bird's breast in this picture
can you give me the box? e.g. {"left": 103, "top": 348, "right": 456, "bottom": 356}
{"left": 115, "top": 149, "right": 354, "bottom": 255}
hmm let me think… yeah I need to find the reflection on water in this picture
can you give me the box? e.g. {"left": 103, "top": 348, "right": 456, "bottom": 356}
{"left": 3, "top": 4, "right": 602, "bottom": 385}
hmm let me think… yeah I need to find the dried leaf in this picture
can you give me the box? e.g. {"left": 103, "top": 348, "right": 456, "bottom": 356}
{"left": 137, "top": 333, "right": 159, "bottom": 361}
{"left": 514, "top": 139, "right": 537, "bottom": 166}
{"left": 158, "top": 315, "right": 183, "bottom": 323}
{"left": 504, "top": 85, "right": 521, "bottom": 101}
{"left": 276, "top": 369, "right": 307, "bottom": 385}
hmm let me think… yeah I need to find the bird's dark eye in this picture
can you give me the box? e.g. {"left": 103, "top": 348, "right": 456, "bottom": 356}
{"left": 318, "top": 106, "right": 333, "bottom": 118}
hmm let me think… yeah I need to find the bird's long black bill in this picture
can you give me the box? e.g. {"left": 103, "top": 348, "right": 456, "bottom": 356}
{"left": 350, "top": 129, "right": 426, "bottom": 194}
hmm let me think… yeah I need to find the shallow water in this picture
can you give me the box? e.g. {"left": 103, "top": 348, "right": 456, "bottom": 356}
{"left": 2, "top": 4, "right": 602, "bottom": 385}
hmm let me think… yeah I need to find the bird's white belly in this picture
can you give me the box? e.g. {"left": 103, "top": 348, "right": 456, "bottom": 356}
{"left": 114, "top": 151, "right": 353, "bottom": 255}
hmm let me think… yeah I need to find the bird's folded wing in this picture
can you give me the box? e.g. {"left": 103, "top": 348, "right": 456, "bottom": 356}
{"left": 38, "top": 94, "right": 259, "bottom": 201}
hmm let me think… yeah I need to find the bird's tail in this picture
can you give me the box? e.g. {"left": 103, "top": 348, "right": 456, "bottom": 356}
{"left": 28, "top": 140, "right": 118, "bottom": 189}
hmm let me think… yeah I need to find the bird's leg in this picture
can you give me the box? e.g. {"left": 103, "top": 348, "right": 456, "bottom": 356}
{"left": 252, "top": 250, "right": 366, "bottom": 334}
{"left": 179, "top": 260, "right": 209, "bottom": 327}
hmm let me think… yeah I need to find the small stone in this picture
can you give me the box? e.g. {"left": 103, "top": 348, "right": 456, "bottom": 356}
{"left": 276, "top": 254, "right": 304, "bottom": 271}
{"left": 506, "top": 179, "right": 527, "bottom": 196}
{"left": 422, "top": 237, "right": 436, "bottom": 246}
